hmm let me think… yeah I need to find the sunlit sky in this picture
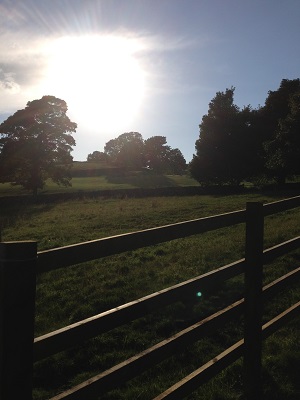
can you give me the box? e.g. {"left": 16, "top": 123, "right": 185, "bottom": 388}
{"left": 0, "top": 0, "right": 300, "bottom": 163}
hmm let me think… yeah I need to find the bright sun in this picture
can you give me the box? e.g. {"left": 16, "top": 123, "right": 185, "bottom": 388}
{"left": 42, "top": 35, "right": 146, "bottom": 132}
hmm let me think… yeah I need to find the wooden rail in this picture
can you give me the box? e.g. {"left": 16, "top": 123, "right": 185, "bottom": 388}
{"left": 153, "top": 301, "right": 300, "bottom": 400}
{"left": 37, "top": 209, "right": 246, "bottom": 272}
{"left": 0, "top": 195, "right": 299, "bottom": 400}
{"left": 42, "top": 268, "right": 300, "bottom": 400}
{"left": 34, "top": 259, "right": 245, "bottom": 361}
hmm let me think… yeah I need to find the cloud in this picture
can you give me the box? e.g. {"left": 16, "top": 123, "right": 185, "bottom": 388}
{"left": 0, "top": 23, "right": 50, "bottom": 112}
{"left": 0, "top": 68, "right": 20, "bottom": 94}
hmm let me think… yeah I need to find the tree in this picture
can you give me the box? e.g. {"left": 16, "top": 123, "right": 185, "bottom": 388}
{"left": 87, "top": 151, "right": 108, "bottom": 163}
{"left": 144, "top": 137, "right": 186, "bottom": 174}
{"left": 261, "top": 79, "right": 300, "bottom": 183}
{"left": 262, "top": 79, "right": 300, "bottom": 139}
{"left": 144, "top": 136, "right": 170, "bottom": 173}
{"left": 190, "top": 88, "right": 254, "bottom": 185}
{"left": 264, "top": 91, "right": 300, "bottom": 183}
{"left": 190, "top": 79, "right": 300, "bottom": 186}
{"left": 104, "top": 132, "right": 144, "bottom": 169}
{"left": 165, "top": 147, "right": 186, "bottom": 174}
{"left": 103, "top": 133, "right": 186, "bottom": 174}
{"left": 0, "top": 95, "right": 76, "bottom": 195}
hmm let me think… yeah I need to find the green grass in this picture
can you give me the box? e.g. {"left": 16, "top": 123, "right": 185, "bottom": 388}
{"left": 0, "top": 173, "right": 200, "bottom": 196}
{"left": 1, "top": 192, "right": 292, "bottom": 249}
{"left": 72, "top": 161, "right": 111, "bottom": 170}
{"left": 1, "top": 192, "right": 299, "bottom": 399}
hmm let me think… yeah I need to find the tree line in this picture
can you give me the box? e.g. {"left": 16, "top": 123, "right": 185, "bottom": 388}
{"left": 87, "top": 133, "right": 186, "bottom": 174}
{"left": 0, "top": 79, "right": 299, "bottom": 194}
{"left": 190, "top": 78, "right": 300, "bottom": 185}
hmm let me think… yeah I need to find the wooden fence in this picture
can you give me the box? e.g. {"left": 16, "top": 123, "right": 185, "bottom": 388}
{"left": 0, "top": 196, "right": 300, "bottom": 400}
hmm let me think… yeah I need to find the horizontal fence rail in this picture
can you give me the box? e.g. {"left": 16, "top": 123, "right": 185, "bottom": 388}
{"left": 1, "top": 195, "right": 299, "bottom": 400}
{"left": 37, "top": 195, "right": 300, "bottom": 273}
{"left": 153, "top": 301, "right": 300, "bottom": 400}
{"left": 263, "top": 236, "right": 300, "bottom": 263}
{"left": 34, "top": 259, "right": 245, "bottom": 361}
{"left": 37, "top": 210, "right": 246, "bottom": 272}
{"left": 34, "top": 234, "right": 300, "bottom": 362}
{"left": 263, "top": 194, "right": 300, "bottom": 215}
{"left": 49, "top": 299, "right": 245, "bottom": 400}
{"left": 46, "top": 266, "right": 300, "bottom": 400}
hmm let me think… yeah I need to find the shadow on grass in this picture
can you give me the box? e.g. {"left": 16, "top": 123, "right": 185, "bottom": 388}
{"left": 262, "top": 366, "right": 300, "bottom": 400}
{"left": 0, "top": 200, "right": 56, "bottom": 241}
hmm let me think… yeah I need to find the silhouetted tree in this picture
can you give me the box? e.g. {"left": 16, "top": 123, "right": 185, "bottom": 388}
{"left": 0, "top": 95, "right": 76, "bottom": 195}
{"left": 264, "top": 91, "right": 300, "bottom": 183}
{"left": 104, "top": 132, "right": 144, "bottom": 169}
{"left": 87, "top": 151, "right": 108, "bottom": 163}
{"left": 190, "top": 79, "right": 300, "bottom": 186}
{"left": 262, "top": 79, "right": 300, "bottom": 140}
{"left": 261, "top": 79, "right": 300, "bottom": 183}
{"left": 144, "top": 136, "right": 170, "bottom": 173}
{"left": 165, "top": 147, "right": 187, "bottom": 174}
{"left": 103, "top": 132, "right": 186, "bottom": 173}
{"left": 190, "top": 88, "right": 254, "bottom": 185}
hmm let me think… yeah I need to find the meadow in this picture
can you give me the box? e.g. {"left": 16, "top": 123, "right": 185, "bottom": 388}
{"left": 0, "top": 171, "right": 200, "bottom": 197}
{"left": 1, "top": 183, "right": 299, "bottom": 399}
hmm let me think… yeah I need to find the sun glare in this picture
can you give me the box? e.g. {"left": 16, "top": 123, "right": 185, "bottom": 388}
{"left": 42, "top": 35, "right": 146, "bottom": 131}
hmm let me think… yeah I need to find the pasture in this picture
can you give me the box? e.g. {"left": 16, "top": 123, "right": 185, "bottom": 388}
{"left": 0, "top": 172, "right": 200, "bottom": 197}
{"left": 1, "top": 190, "right": 299, "bottom": 399}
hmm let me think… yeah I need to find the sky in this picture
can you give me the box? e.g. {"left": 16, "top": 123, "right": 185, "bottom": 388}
{"left": 0, "top": 0, "right": 300, "bottom": 163}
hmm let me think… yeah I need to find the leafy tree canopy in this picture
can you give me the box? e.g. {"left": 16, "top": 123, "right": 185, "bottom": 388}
{"left": 143, "top": 136, "right": 186, "bottom": 174}
{"left": 190, "top": 79, "right": 300, "bottom": 186}
{"left": 144, "top": 136, "right": 169, "bottom": 173}
{"left": 165, "top": 147, "right": 187, "bottom": 174}
{"left": 264, "top": 90, "right": 300, "bottom": 183}
{"left": 262, "top": 78, "right": 300, "bottom": 183}
{"left": 104, "top": 132, "right": 144, "bottom": 169}
{"left": 87, "top": 151, "right": 108, "bottom": 163}
{"left": 102, "top": 132, "right": 186, "bottom": 174}
{"left": 0, "top": 95, "right": 77, "bottom": 195}
{"left": 190, "top": 88, "right": 255, "bottom": 185}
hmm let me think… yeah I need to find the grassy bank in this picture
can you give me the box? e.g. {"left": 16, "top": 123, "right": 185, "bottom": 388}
{"left": 1, "top": 192, "right": 299, "bottom": 399}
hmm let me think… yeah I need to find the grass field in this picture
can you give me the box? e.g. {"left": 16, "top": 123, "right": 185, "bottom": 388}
{"left": 1, "top": 189, "right": 299, "bottom": 399}
{"left": 0, "top": 173, "right": 200, "bottom": 196}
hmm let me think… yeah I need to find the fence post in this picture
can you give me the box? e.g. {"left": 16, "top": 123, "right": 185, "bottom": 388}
{"left": 243, "top": 202, "right": 264, "bottom": 399}
{"left": 0, "top": 241, "right": 37, "bottom": 400}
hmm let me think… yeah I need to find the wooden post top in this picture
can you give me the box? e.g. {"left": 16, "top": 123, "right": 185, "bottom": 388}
{"left": 0, "top": 241, "right": 37, "bottom": 261}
